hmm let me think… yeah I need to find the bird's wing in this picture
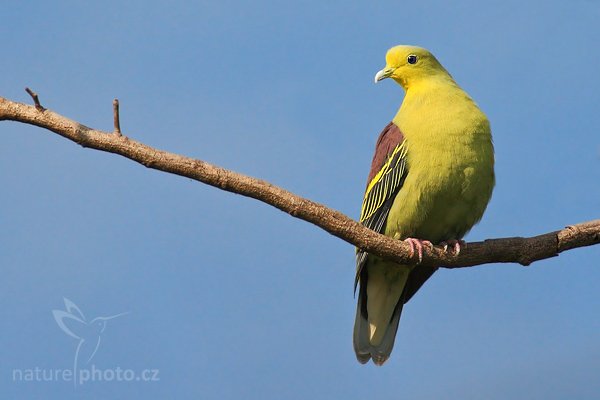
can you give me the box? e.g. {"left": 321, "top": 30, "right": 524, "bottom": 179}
{"left": 355, "top": 122, "right": 408, "bottom": 291}
{"left": 52, "top": 310, "right": 87, "bottom": 340}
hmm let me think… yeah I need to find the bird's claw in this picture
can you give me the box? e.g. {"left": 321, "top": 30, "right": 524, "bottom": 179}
{"left": 403, "top": 238, "right": 433, "bottom": 263}
{"left": 439, "top": 239, "right": 466, "bottom": 255}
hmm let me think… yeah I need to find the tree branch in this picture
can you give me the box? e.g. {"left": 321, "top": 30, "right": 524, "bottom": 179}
{"left": 112, "top": 98, "right": 122, "bottom": 136}
{"left": 1, "top": 91, "right": 598, "bottom": 269}
{"left": 24, "top": 87, "right": 45, "bottom": 111}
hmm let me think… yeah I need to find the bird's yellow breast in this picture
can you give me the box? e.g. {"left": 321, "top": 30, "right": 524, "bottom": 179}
{"left": 386, "top": 79, "right": 495, "bottom": 242}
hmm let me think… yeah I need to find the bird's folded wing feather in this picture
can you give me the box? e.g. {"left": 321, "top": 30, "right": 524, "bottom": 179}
{"left": 355, "top": 122, "right": 408, "bottom": 291}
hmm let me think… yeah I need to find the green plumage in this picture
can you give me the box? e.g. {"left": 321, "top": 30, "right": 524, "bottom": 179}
{"left": 354, "top": 45, "right": 495, "bottom": 365}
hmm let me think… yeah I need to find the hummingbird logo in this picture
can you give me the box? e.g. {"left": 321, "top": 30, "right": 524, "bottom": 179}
{"left": 52, "top": 298, "right": 128, "bottom": 386}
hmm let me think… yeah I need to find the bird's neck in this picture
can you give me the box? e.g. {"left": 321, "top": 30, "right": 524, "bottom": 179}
{"left": 392, "top": 77, "right": 484, "bottom": 143}
{"left": 402, "top": 73, "right": 459, "bottom": 93}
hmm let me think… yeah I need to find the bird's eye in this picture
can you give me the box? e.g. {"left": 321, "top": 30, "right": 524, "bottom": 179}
{"left": 407, "top": 54, "right": 418, "bottom": 64}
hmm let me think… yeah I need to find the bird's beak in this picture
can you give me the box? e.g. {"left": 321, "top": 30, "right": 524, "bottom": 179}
{"left": 104, "top": 312, "right": 129, "bottom": 320}
{"left": 374, "top": 67, "right": 394, "bottom": 83}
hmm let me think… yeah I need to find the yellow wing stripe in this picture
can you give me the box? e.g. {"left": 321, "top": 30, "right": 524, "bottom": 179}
{"left": 359, "top": 142, "right": 408, "bottom": 223}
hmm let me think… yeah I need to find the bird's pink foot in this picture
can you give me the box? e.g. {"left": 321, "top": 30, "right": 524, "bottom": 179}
{"left": 403, "top": 238, "right": 433, "bottom": 263}
{"left": 439, "top": 239, "right": 466, "bottom": 255}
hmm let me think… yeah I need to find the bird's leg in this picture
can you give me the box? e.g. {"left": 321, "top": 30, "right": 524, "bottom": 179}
{"left": 403, "top": 238, "right": 433, "bottom": 263}
{"left": 439, "top": 239, "right": 466, "bottom": 255}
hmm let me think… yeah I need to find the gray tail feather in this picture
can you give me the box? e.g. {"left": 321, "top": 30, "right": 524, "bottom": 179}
{"left": 353, "top": 285, "right": 404, "bottom": 366}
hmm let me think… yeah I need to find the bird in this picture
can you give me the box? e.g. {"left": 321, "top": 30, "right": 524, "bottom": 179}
{"left": 353, "top": 45, "right": 495, "bottom": 365}
{"left": 53, "top": 298, "right": 128, "bottom": 385}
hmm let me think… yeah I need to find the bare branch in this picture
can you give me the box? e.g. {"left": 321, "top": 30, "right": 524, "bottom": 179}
{"left": 1, "top": 93, "right": 598, "bottom": 269}
{"left": 112, "top": 98, "right": 122, "bottom": 136}
{"left": 24, "top": 87, "right": 45, "bottom": 111}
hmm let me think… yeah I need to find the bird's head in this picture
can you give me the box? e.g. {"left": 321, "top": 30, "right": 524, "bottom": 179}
{"left": 374, "top": 45, "right": 450, "bottom": 90}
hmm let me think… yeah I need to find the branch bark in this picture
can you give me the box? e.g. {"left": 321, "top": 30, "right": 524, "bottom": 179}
{"left": 1, "top": 91, "right": 598, "bottom": 269}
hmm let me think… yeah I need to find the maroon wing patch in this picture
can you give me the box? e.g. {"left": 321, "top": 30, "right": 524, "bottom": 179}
{"left": 367, "top": 122, "right": 405, "bottom": 184}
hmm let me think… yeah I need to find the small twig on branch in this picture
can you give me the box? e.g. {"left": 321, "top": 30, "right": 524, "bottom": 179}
{"left": 25, "top": 87, "right": 45, "bottom": 111}
{"left": 0, "top": 92, "right": 598, "bottom": 269}
{"left": 113, "top": 98, "right": 122, "bottom": 136}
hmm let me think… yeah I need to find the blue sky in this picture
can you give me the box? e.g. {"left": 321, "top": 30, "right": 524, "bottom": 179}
{"left": 1, "top": 1, "right": 599, "bottom": 398}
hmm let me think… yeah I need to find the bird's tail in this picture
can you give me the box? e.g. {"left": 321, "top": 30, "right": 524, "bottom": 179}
{"left": 353, "top": 263, "right": 408, "bottom": 365}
